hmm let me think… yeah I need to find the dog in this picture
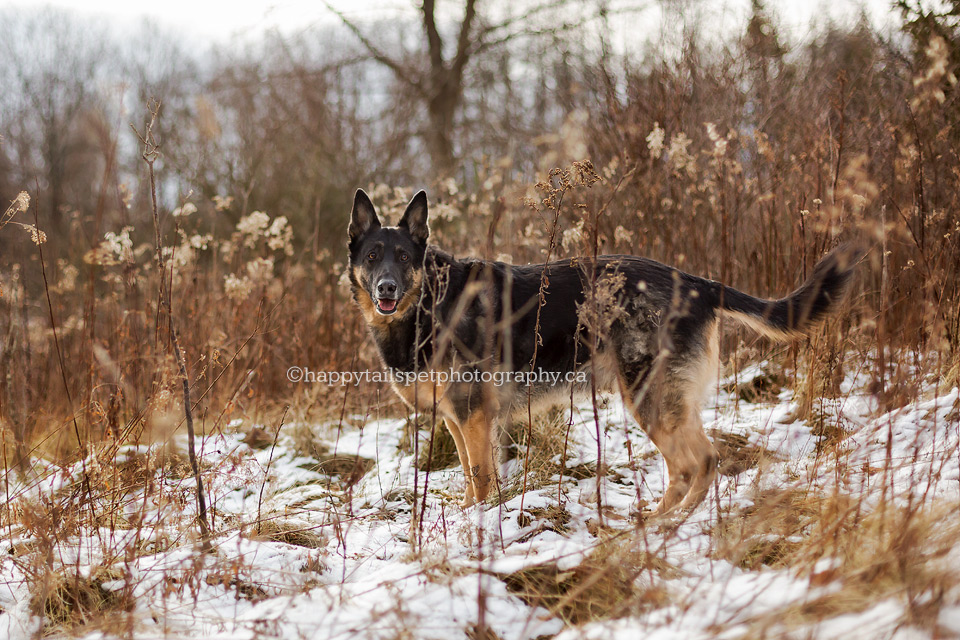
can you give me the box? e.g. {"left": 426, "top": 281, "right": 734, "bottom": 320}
{"left": 347, "top": 188, "right": 861, "bottom": 512}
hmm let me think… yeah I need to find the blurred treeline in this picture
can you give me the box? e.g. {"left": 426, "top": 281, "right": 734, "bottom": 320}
{"left": 0, "top": 0, "right": 959, "bottom": 460}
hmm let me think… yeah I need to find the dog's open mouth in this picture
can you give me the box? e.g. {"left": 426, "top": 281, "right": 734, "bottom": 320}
{"left": 376, "top": 298, "right": 398, "bottom": 314}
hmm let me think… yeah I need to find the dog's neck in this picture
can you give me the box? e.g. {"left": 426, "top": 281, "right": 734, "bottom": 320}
{"left": 366, "top": 291, "right": 428, "bottom": 372}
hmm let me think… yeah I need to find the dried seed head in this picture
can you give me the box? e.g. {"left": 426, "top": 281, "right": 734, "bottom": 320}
{"left": 26, "top": 225, "right": 47, "bottom": 245}
{"left": 646, "top": 122, "right": 665, "bottom": 159}
{"left": 15, "top": 191, "right": 30, "bottom": 212}
{"left": 224, "top": 273, "right": 254, "bottom": 302}
{"left": 173, "top": 202, "right": 197, "bottom": 218}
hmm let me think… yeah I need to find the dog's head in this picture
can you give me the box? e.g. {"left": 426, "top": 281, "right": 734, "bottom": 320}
{"left": 347, "top": 189, "right": 429, "bottom": 320}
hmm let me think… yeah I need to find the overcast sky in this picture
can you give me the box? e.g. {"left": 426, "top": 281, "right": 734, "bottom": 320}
{"left": 5, "top": 0, "right": 897, "bottom": 46}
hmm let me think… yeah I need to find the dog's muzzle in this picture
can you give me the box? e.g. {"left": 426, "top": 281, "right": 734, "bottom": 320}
{"left": 376, "top": 279, "right": 399, "bottom": 315}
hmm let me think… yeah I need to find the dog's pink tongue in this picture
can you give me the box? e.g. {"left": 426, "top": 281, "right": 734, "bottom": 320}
{"left": 379, "top": 299, "right": 397, "bottom": 312}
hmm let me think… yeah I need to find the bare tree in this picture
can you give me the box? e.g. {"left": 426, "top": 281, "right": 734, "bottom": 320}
{"left": 323, "top": 0, "right": 617, "bottom": 171}
{"left": 0, "top": 7, "right": 114, "bottom": 230}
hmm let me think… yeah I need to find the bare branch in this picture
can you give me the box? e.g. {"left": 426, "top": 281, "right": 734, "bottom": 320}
{"left": 472, "top": 5, "right": 644, "bottom": 56}
{"left": 451, "top": 0, "right": 479, "bottom": 81}
{"left": 476, "top": 0, "right": 572, "bottom": 38}
{"left": 422, "top": 0, "right": 445, "bottom": 72}
{"left": 320, "top": 0, "right": 426, "bottom": 95}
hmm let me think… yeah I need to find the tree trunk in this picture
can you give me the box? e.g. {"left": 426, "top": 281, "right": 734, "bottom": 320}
{"left": 426, "top": 81, "right": 459, "bottom": 170}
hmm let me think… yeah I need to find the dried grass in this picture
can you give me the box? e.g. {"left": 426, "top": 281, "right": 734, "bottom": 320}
{"left": 0, "top": 5, "right": 958, "bottom": 635}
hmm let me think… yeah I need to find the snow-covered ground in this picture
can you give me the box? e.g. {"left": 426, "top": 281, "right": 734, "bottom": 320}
{"left": 1, "top": 363, "right": 959, "bottom": 639}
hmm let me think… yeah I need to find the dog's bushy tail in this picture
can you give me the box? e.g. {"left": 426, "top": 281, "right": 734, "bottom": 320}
{"left": 719, "top": 243, "right": 865, "bottom": 340}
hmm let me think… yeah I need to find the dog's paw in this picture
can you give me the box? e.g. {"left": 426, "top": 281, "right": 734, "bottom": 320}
{"left": 631, "top": 499, "right": 679, "bottom": 524}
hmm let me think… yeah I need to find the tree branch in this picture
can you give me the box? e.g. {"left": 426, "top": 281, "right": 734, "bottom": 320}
{"left": 476, "top": 0, "right": 572, "bottom": 39}
{"left": 320, "top": 0, "right": 426, "bottom": 96}
{"left": 422, "top": 0, "right": 445, "bottom": 72}
{"left": 452, "top": 0, "right": 479, "bottom": 81}
{"left": 472, "top": 5, "right": 645, "bottom": 56}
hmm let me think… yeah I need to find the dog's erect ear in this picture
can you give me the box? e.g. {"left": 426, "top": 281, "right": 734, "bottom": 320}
{"left": 348, "top": 189, "right": 381, "bottom": 244}
{"left": 399, "top": 190, "right": 429, "bottom": 246}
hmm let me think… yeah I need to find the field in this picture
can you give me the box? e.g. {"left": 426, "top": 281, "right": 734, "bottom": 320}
{"left": 2, "top": 1, "right": 960, "bottom": 638}
{"left": 0, "top": 360, "right": 958, "bottom": 638}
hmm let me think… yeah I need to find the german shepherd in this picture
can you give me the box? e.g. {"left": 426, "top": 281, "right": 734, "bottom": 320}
{"left": 348, "top": 189, "right": 861, "bottom": 513}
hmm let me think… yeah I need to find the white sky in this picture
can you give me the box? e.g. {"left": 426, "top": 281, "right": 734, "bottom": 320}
{"left": 5, "top": 0, "right": 898, "bottom": 46}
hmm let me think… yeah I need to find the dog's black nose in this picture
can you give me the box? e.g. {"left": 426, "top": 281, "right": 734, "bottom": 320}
{"left": 377, "top": 279, "right": 398, "bottom": 298}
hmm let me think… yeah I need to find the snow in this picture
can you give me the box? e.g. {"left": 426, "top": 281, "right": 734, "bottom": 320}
{"left": 0, "top": 363, "right": 958, "bottom": 639}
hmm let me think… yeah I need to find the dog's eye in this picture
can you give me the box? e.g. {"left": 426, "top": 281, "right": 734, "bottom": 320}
{"left": 367, "top": 252, "right": 377, "bottom": 261}
{"left": 399, "top": 252, "right": 409, "bottom": 262}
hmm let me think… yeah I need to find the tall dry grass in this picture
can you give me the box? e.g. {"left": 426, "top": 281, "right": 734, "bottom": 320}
{"left": 0, "top": 8, "right": 959, "bottom": 635}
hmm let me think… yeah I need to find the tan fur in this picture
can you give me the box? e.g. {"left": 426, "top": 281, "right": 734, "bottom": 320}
{"left": 683, "top": 320, "right": 720, "bottom": 406}
{"left": 352, "top": 266, "right": 423, "bottom": 329}
{"left": 443, "top": 417, "right": 477, "bottom": 504}
{"left": 456, "top": 409, "right": 498, "bottom": 505}
{"left": 392, "top": 378, "right": 451, "bottom": 414}
{"left": 669, "top": 320, "right": 720, "bottom": 511}
{"left": 611, "top": 320, "right": 721, "bottom": 514}
{"left": 722, "top": 309, "right": 800, "bottom": 341}
{"left": 392, "top": 378, "right": 498, "bottom": 506}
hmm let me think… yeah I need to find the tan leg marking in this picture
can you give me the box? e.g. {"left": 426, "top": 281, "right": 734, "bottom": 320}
{"left": 394, "top": 380, "right": 478, "bottom": 503}
{"left": 458, "top": 408, "right": 497, "bottom": 505}
{"left": 618, "top": 321, "right": 720, "bottom": 515}
{"left": 443, "top": 418, "right": 476, "bottom": 505}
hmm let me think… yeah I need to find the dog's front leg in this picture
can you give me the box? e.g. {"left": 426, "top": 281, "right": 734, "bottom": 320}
{"left": 443, "top": 417, "right": 476, "bottom": 506}
{"left": 459, "top": 409, "right": 497, "bottom": 505}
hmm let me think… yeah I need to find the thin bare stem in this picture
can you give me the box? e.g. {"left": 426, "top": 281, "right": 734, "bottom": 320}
{"left": 258, "top": 406, "right": 289, "bottom": 535}
{"left": 132, "top": 100, "right": 212, "bottom": 551}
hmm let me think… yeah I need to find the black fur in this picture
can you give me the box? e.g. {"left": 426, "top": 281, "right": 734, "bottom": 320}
{"left": 719, "top": 243, "right": 864, "bottom": 335}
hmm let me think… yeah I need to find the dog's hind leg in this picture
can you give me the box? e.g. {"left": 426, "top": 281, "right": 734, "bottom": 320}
{"left": 443, "top": 417, "right": 477, "bottom": 506}
{"left": 626, "top": 395, "right": 717, "bottom": 515}
{"left": 636, "top": 405, "right": 698, "bottom": 513}
{"left": 617, "top": 330, "right": 719, "bottom": 514}
{"left": 673, "top": 322, "right": 721, "bottom": 511}
{"left": 674, "top": 408, "right": 718, "bottom": 511}
{"left": 616, "top": 364, "right": 681, "bottom": 512}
